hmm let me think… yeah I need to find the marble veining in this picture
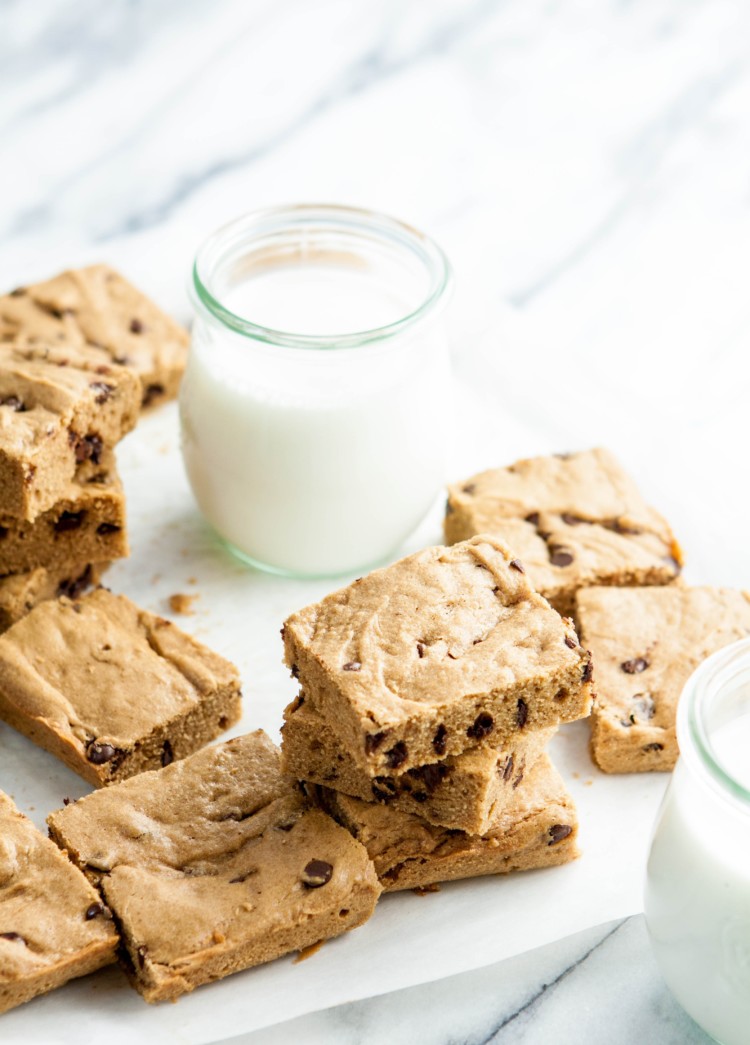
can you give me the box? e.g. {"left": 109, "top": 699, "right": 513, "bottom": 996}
{"left": 2, "top": 0, "right": 749, "bottom": 1039}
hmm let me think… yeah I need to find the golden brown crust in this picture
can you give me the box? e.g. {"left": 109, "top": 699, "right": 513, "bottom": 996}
{"left": 48, "top": 733, "right": 381, "bottom": 1003}
{"left": 578, "top": 585, "right": 750, "bottom": 772}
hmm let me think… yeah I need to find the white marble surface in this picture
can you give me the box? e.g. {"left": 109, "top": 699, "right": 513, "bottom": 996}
{"left": 3, "top": 0, "right": 750, "bottom": 1041}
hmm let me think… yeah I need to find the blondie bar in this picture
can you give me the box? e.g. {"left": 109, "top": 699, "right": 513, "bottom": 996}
{"left": 0, "top": 339, "right": 139, "bottom": 520}
{"left": 48, "top": 732, "right": 381, "bottom": 1003}
{"left": 282, "top": 536, "right": 593, "bottom": 775}
{"left": 578, "top": 585, "right": 750, "bottom": 772}
{"left": 445, "top": 449, "right": 682, "bottom": 618}
{"left": 318, "top": 753, "right": 578, "bottom": 891}
{"left": 0, "top": 265, "right": 189, "bottom": 409}
{"left": 0, "top": 453, "right": 127, "bottom": 574}
{"left": 0, "top": 588, "right": 242, "bottom": 785}
{"left": 282, "top": 696, "right": 555, "bottom": 834}
{"left": 0, "top": 791, "right": 117, "bottom": 1015}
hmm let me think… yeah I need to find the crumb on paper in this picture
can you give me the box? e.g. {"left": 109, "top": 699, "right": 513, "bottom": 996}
{"left": 412, "top": 883, "right": 441, "bottom": 896}
{"left": 572, "top": 771, "right": 580, "bottom": 779}
{"left": 584, "top": 778, "right": 593, "bottom": 787}
{"left": 168, "top": 593, "right": 199, "bottom": 616}
{"left": 151, "top": 573, "right": 161, "bottom": 585}
{"left": 187, "top": 576, "right": 198, "bottom": 585}
{"left": 293, "top": 939, "right": 325, "bottom": 963}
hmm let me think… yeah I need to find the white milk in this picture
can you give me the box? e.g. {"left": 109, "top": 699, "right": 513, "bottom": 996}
{"left": 181, "top": 259, "right": 450, "bottom": 576}
{"left": 645, "top": 712, "right": 750, "bottom": 1045}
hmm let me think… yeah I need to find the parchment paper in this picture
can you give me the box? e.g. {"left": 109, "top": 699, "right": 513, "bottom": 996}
{"left": 1, "top": 309, "right": 715, "bottom": 1042}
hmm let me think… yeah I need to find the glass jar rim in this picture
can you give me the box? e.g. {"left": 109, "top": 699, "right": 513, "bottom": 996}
{"left": 191, "top": 203, "right": 453, "bottom": 350}
{"left": 678, "top": 637, "right": 750, "bottom": 809}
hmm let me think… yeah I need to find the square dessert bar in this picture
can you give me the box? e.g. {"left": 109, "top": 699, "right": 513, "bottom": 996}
{"left": 282, "top": 536, "right": 594, "bottom": 776}
{"left": 0, "top": 339, "right": 140, "bottom": 520}
{"left": 0, "top": 587, "right": 242, "bottom": 786}
{"left": 282, "top": 696, "right": 556, "bottom": 835}
{"left": 48, "top": 732, "right": 381, "bottom": 1003}
{"left": 317, "top": 753, "right": 578, "bottom": 892}
{"left": 0, "top": 453, "right": 127, "bottom": 574}
{"left": 578, "top": 585, "right": 750, "bottom": 773}
{"left": 0, "top": 562, "right": 106, "bottom": 633}
{"left": 0, "top": 264, "right": 189, "bottom": 409}
{"left": 444, "top": 448, "right": 682, "bottom": 618}
{"left": 0, "top": 791, "right": 118, "bottom": 1015}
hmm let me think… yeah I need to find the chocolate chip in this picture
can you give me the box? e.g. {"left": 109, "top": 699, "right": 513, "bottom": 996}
{"left": 501, "top": 754, "right": 514, "bottom": 781}
{"left": 548, "top": 824, "right": 573, "bottom": 845}
{"left": 280, "top": 625, "right": 286, "bottom": 640}
{"left": 462, "top": 483, "right": 476, "bottom": 495}
{"left": 142, "top": 383, "right": 165, "bottom": 406}
{"left": 129, "top": 318, "right": 144, "bottom": 334}
{"left": 416, "top": 642, "right": 426, "bottom": 658}
{"left": 301, "top": 859, "right": 333, "bottom": 888}
{"left": 513, "top": 768, "right": 524, "bottom": 788}
{"left": 290, "top": 664, "right": 300, "bottom": 679}
{"left": 631, "top": 694, "right": 655, "bottom": 721}
{"left": 364, "top": 731, "right": 386, "bottom": 755}
{"left": 0, "top": 526, "right": 7, "bottom": 540}
{"left": 564, "top": 636, "right": 577, "bottom": 649}
{"left": 54, "top": 510, "right": 86, "bottom": 533}
{"left": 70, "top": 432, "right": 103, "bottom": 464}
{"left": 89, "top": 381, "right": 114, "bottom": 404}
{"left": 161, "top": 740, "right": 174, "bottom": 767}
{"left": 466, "top": 712, "right": 494, "bottom": 740}
{"left": 582, "top": 659, "right": 594, "bottom": 683}
{"left": 643, "top": 742, "right": 664, "bottom": 752}
{"left": 56, "top": 565, "right": 93, "bottom": 599}
{"left": 63, "top": 796, "right": 71, "bottom": 806}
{"left": 97, "top": 522, "right": 121, "bottom": 535}
{"left": 516, "top": 699, "right": 528, "bottom": 729}
{"left": 509, "top": 559, "right": 525, "bottom": 573}
{"left": 0, "top": 932, "right": 25, "bottom": 943}
{"left": 525, "top": 512, "right": 540, "bottom": 527}
{"left": 561, "top": 513, "right": 585, "bottom": 525}
{"left": 445, "top": 500, "right": 454, "bottom": 516}
{"left": 342, "top": 661, "right": 361, "bottom": 672}
{"left": 621, "top": 657, "right": 649, "bottom": 674}
{"left": 9, "top": 286, "right": 26, "bottom": 297}
{"left": 385, "top": 742, "right": 408, "bottom": 769}
{"left": 372, "top": 779, "right": 397, "bottom": 801}
{"left": 0, "top": 395, "right": 25, "bottom": 411}
{"left": 85, "top": 902, "right": 111, "bottom": 921}
{"left": 432, "top": 724, "right": 447, "bottom": 756}
{"left": 412, "top": 763, "right": 449, "bottom": 792}
{"left": 86, "top": 741, "right": 119, "bottom": 765}
{"left": 550, "top": 549, "right": 574, "bottom": 567}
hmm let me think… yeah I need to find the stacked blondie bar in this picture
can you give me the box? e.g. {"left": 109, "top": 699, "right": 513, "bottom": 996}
{"left": 281, "top": 535, "right": 595, "bottom": 892}
{"left": 0, "top": 264, "right": 189, "bottom": 630}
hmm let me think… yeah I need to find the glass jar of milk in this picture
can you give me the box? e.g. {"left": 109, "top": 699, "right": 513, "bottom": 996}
{"left": 645, "top": 639, "right": 750, "bottom": 1045}
{"left": 181, "top": 204, "right": 452, "bottom": 577}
